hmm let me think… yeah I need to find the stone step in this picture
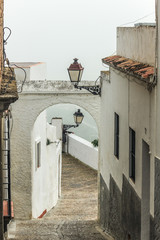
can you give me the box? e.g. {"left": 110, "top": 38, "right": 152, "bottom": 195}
{"left": 5, "top": 154, "right": 112, "bottom": 240}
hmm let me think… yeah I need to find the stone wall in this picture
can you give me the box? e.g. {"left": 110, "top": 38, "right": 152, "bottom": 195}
{"left": 0, "top": 0, "right": 3, "bottom": 86}
{"left": 154, "top": 157, "right": 160, "bottom": 239}
{"left": 100, "top": 173, "right": 156, "bottom": 240}
{"left": 100, "top": 174, "right": 142, "bottom": 240}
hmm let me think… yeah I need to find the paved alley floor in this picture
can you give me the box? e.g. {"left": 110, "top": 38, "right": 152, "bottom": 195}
{"left": 6, "top": 154, "right": 112, "bottom": 240}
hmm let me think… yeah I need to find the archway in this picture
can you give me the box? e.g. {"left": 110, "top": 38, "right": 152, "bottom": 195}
{"left": 10, "top": 90, "right": 100, "bottom": 219}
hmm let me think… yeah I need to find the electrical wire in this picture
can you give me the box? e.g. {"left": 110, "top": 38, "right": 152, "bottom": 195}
{"left": 2, "top": 27, "right": 14, "bottom": 94}
{"left": 119, "top": 12, "right": 155, "bottom": 27}
{"left": 3, "top": 27, "right": 12, "bottom": 67}
{"left": 95, "top": 76, "right": 101, "bottom": 86}
{"left": 3, "top": 27, "right": 12, "bottom": 44}
{"left": 111, "top": 67, "right": 153, "bottom": 90}
{"left": 2, "top": 26, "right": 27, "bottom": 94}
{"left": 102, "top": 62, "right": 109, "bottom": 69}
{"left": 12, "top": 64, "right": 27, "bottom": 93}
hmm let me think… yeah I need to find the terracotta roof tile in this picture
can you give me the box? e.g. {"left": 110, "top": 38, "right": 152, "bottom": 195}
{"left": 102, "top": 55, "right": 154, "bottom": 81}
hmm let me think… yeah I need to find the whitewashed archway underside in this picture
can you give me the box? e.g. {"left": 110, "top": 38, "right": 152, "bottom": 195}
{"left": 10, "top": 80, "right": 100, "bottom": 219}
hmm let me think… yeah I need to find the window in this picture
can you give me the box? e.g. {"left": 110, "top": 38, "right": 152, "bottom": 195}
{"left": 114, "top": 113, "right": 119, "bottom": 159}
{"left": 35, "top": 139, "right": 41, "bottom": 170}
{"left": 129, "top": 128, "right": 135, "bottom": 181}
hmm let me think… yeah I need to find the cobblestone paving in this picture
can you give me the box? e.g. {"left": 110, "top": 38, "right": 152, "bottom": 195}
{"left": 7, "top": 154, "right": 111, "bottom": 240}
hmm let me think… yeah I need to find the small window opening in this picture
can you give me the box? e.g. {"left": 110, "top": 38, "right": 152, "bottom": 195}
{"left": 129, "top": 127, "right": 135, "bottom": 182}
{"left": 35, "top": 140, "right": 41, "bottom": 170}
{"left": 114, "top": 112, "right": 119, "bottom": 159}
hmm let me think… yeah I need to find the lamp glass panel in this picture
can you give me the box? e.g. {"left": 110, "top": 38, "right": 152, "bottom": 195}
{"left": 69, "top": 70, "right": 80, "bottom": 82}
{"left": 79, "top": 69, "right": 83, "bottom": 82}
{"left": 75, "top": 115, "right": 83, "bottom": 124}
{"left": 74, "top": 115, "right": 77, "bottom": 124}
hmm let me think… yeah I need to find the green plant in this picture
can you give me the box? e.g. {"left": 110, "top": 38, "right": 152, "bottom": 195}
{"left": 91, "top": 139, "right": 98, "bottom": 147}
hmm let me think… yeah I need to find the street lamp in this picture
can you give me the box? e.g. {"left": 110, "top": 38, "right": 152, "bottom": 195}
{"left": 67, "top": 58, "right": 84, "bottom": 84}
{"left": 68, "top": 58, "right": 101, "bottom": 96}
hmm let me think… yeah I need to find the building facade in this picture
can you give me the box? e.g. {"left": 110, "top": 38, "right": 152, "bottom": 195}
{"left": 99, "top": 24, "right": 158, "bottom": 239}
{"left": 0, "top": 1, "right": 18, "bottom": 238}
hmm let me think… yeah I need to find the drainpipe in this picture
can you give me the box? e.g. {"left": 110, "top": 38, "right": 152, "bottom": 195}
{"left": 2, "top": 111, "right": 11, "bottom": 230}
{"left": 0, "top": 105, "right": 11, "bottom": 239}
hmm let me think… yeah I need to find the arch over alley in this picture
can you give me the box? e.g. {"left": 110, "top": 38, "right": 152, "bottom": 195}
{"left": 10, "top": 80, "right": 100, "bottom": 219}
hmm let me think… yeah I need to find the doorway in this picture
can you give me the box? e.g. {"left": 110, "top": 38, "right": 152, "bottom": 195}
{"left": 58, "top": 155, "right": 61, "bottom": 198}
{"left": 141, "top": 140, "right": 150, "bottom": 239}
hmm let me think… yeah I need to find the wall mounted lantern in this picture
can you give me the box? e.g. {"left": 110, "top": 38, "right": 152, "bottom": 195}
{"left": 68, "top": 58, "right": 101, "bottom": 96}
{"left": 63, "top": 109, "right": 84, "bottom": 132}
{"left": 63, "top": 109, "right": 84, "bottom": 143}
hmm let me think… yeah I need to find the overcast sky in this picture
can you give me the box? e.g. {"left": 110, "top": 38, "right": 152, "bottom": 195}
{"left": 4, "top": 0, "right": 155, "bottom": 80}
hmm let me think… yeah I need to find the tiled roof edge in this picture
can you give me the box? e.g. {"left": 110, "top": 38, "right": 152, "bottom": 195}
{"left": 102, "top": 55, "right": 154, "bottom": 82}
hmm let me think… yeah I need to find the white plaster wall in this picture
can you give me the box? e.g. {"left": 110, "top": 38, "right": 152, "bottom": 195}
{"left": 67, "top": 133, "right": 98, "bottom": 170}
{"left": 150, "top": 88, "right": 156, "bottom": 216}
{"left": 51, "top": 118, "right": 63, "bottom": 140}
{"left": 128, "top": 80, "right": 150, "bottom": 197}
{"left": 14, "top": 63, "right": 46, "bottom": 82}
{"left": 30, "top": 63, "right": 47, "bottom": 81}
{"left": 152, "top": 0, "right": 160, "bottom": 218}
{"left": 100, "top": 69, "right": 129, "bottom": 191}
{"left": 10, "top": 81, "right": 100, "bottom": 219}
{"left": 117, "top": 26, "right": 156, "bottom": 65}
{"left": 46, "top": 123, "right": 62, "bottom": 211}
{"left": 14, "top": 68, "right": 30, "bottom": 82}
{"left": 156, "top": 0, "right": 160, "bottom": 159}
{"left": 32, "top": 112, "right": 61, "bottom": 219}
{"left": 32, "top": 110, "right": 47, "bottom": 218}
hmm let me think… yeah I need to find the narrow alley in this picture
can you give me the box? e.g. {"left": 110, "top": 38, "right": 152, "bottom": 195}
{"left": 6, "top": 154, "right": 111, "bottom": 240}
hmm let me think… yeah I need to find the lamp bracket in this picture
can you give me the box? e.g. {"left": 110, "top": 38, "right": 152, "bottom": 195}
{"left": 63, "top": 124, "right": 78, "bottom": 132}
{"left": 74, "top": 84, "right": 101, "bottom": 96}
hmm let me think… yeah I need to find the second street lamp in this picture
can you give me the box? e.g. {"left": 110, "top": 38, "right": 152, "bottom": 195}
{"left": 68, "top": 58, "right": 101, "bottom": 96}
{"left": 73, "top": 109, "right": 84, "bottom": 125}
{"left": 63, "top": 109, "right": 84, "bottom": 133}
{"left": 63, "top": 109, "right": 84, "bottom": 144}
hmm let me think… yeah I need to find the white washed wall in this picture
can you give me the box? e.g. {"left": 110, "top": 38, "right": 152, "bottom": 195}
{"left": 117, "top": 26, "right": 155, "bottom": 65}
{"left": 14, "top": 63, "right": 46, "bottom": 82}
{"left": 100, "top": 68, "right": 156, "bottom": 215}
{"left": 46, "top": 123, "right": 62, "bottom": 211}
{"left": 30, "top": 63, "right": 46, "bottom": 81}
{"left": 14, "top": 68, "right": 30, "bottom": 82}
{"left": 32, "top": 110, "right": 47, "bottom": 218}
{"left": 67, "top": 134, "right": 98, "bottom": 170}
{"left": 32, "top": 111, "right": 62, "bottom": 218}
{"left": 51, "top": 118, "right": 63, "bottom": 140}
